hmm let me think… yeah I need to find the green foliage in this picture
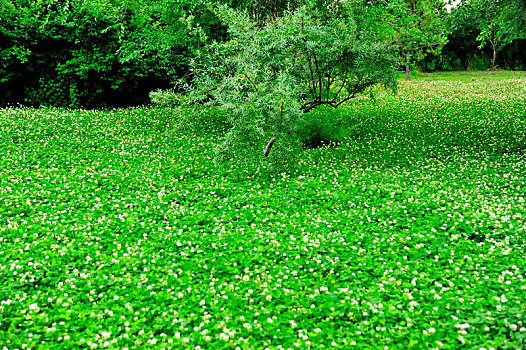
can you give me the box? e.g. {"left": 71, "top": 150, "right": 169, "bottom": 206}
{"left": 0, "top": 0, "right": 170, "bottom": 108}
{"left": 118, "top": 0, "right": 217, "bottom": 80}
{"left": 0, "top": 0, "right": 307, "bottom": 108}
{"left": 296, "top": 107, "right": 350, "bottom": 149}
{"left": 118, "top": 0, "right": 302, "bottom": 85}
{"left": 1, "top": 76, "right": 526, "bottom": 349}
{"left": 157, "top": 0, "right": 396, "bottom": 169}
{"left": 473, "top": 0, "right": 525, "bottom": 68}
{"left": 442, "top": 0, "right": 526, "bottom": 71}
{"left": 387, "top": 0, "right": 449, "bottom": 79}
{"left": 2, "top": 0, "right": 523, "bottom": 108}
{"left": 441, "top": 0, "right": 487, "bottom": 71}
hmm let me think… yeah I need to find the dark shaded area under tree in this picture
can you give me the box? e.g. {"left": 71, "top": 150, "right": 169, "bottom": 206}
{"left": 420, "top": 39, "right": 526, "bottom": 72}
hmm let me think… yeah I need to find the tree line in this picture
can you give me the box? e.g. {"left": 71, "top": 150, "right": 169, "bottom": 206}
{"left": 1, "top": 0, "right": 525, "bottom": 108}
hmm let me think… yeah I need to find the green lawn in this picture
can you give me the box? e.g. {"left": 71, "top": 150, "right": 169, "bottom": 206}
{"left": 1, "top": 76, "right": 525, "bottom": 349}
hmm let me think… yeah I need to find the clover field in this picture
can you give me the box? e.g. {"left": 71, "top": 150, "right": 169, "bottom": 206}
{"left": 1, "top": 76, "right": 526, "bottom": 350}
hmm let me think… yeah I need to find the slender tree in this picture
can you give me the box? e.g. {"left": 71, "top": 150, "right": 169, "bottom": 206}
{"left": 473, "top": 0, "right": 526, "bottom": 69}
{"left": 389, "top": 0, "right": 448, "bottom": 80}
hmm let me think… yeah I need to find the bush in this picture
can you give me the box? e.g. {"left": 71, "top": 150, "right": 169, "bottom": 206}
{"left": 296, "top": 108, "right": 347, "bottom": 149}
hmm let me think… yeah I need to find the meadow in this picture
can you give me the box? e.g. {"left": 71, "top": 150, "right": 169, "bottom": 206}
{"left": 1, "top": 74, "right": 525, "bottom": 349}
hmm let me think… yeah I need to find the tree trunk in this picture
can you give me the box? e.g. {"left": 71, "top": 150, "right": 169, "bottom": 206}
{"left": 263, "top": 134, "right": 277, "bottom": 157}
{"left": 489, "top": 31, "right": 497, "bottom": 69}
{"left": 467, "top": 53, "right": 473, "bottom": 72}
{"left": 491, "top": 45, "right": 497, "bottom": 69}
{"left": 405, "top": 47, "right": 411, "bottom": 81}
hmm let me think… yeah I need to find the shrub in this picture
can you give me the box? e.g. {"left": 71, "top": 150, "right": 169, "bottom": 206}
{"left": 296, "top": 108, "right": 346, "bottom": 149}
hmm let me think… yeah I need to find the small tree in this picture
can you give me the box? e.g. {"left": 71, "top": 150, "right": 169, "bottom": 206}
{"left": 388, "top": 0, "right": 448, "bottom": 80}
{"left": 473, "top": 0, "right": 526, "bottom": 69}
{"left": 153, "top": 0, "right": 396, "bottom": 168}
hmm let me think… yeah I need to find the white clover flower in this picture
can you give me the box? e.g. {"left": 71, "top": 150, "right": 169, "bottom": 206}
{"left": 101, "top": 331, "right": 111, "bottom": 339}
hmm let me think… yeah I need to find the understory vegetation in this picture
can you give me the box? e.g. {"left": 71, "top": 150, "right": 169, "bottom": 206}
{"left": 1, "top": 76, "right": 525, "bottom": 349}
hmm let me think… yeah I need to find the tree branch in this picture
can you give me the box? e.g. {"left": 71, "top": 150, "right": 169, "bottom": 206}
{"left": 263, "top": 134, "right": 277, "bottom": 157}
{"left": 335, "top": 77, "right": 366, "bottom": 108}
{"left": 301, "top": 100, "right": 336, "bottom": 113}
{"left": 312, "top": 52, "right": 323, "bottom": 102}
{"left": 331, "top": 70, "right": 349, "bottom": 104}
{"left": 326, "top": 71, "right": 331, "bottom": 102}
{"left": 306, "top": 53, "right": 317, "bottom": 97}
{"left": 243, "top": 74, "right": 259, "bottom": 92}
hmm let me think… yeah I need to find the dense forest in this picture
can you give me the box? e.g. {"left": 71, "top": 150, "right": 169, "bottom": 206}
{"left": 1, "top": 0, "right": 525, "bottom": 108}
